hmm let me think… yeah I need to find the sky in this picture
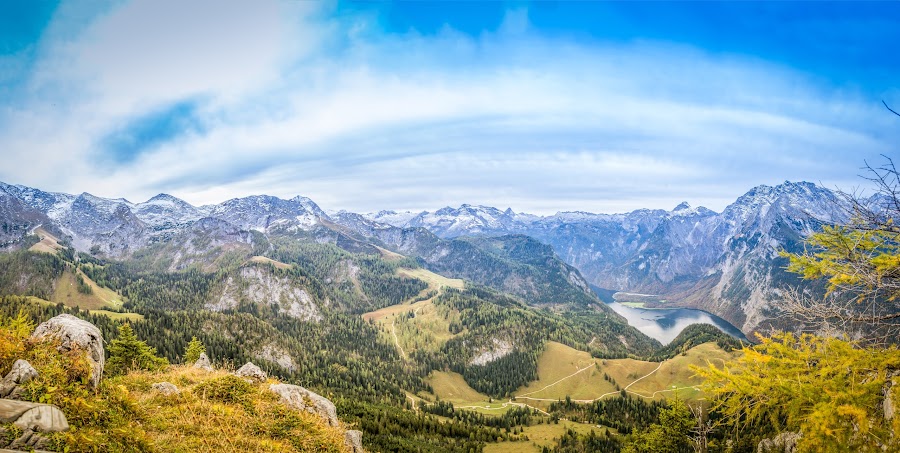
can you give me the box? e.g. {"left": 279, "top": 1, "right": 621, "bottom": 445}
{"left": 0, "top": 1, "right": 898, "bottom": 215}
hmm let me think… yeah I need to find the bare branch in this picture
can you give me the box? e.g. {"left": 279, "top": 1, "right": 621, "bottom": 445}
{"left": 884, "top": 100, "right": 900, "bottom": 118}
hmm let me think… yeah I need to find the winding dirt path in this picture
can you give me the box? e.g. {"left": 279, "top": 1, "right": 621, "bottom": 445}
{"left": 512, "top": 361, "right": 673, "bottom": 403}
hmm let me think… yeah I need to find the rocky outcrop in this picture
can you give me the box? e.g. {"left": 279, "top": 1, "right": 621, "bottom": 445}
{"left": 344, "top": 429, "right": 364, "bottom": 452}
{"left": 0, "top": 360, "right": 38, "bottom": 400}
{"left": 31, "top": 314, "right": 104, "bottom": 388}
{"left": 757, "top": 431, "right": 800, "bottom": 453}
{"left": 885, "top": 371, "right": 898, "bottom": 422}
{"left": 234, "top": 362, "right": 267, "bottom": 383}
{"left": 193, "top": 353, "right": 213, "bottom": 371}
{"left": 268, "top": 383, "right": 339, "bottom": 427}
{"left": 469, "top": 338, "right": 513, "bottom": 366}
{"left": 0, "top": 399, "right": 69, "bottom": 450}
{"left": 151, "top": 382, "right": 180, "bottom": 396}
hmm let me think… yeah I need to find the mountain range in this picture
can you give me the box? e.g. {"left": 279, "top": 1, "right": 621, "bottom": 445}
{"left": 0, "top": 179, "right": 849, "bottom": 335}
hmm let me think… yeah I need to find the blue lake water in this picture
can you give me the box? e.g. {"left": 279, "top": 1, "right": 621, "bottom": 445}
{"left": 605, "top": 302, "right": 749, "bottom": 345}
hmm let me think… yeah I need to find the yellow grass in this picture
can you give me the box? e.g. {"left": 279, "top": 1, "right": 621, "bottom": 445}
{"left": 52, "top": 269, "right": 124, "bottom": 310}
{"left": 511, "top": 341, "right": 739, "bottom": 408}
{"left": 485, "top": 420, "right": 613, "bottom": 453}
{"left": 375, "top": 246, "right": 405, "bottom": 261}
{"left": 116, "top": 365, "right": 351, "bottom": 452}
{"left": 623, "top": 342, "right": 736, "bottom": 400}
{"left": 361, "top": 267, "right": 466, "bottom": 357}
{"left": 28, "top": 227, "right": 64, "bottom": 254}
{"left": 248, "top": 256, "right": 292, "bottom": 270}
{"left": 397, "top": 267, "right": 464, "bottom": 290}
{"left": 427, "top": 371, "right": 492, "bottom": 406}
{"left": 88, "top": 310, "right": 145, "bottom": 322}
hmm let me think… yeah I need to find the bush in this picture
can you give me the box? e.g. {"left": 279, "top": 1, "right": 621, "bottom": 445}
{"left": 194, "top": 374, "right": 255, "bottom": 405}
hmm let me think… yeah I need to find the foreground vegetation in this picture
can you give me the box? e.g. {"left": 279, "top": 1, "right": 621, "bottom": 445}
{"left": 0, "top": 311, "right": 349, "bottom": 452}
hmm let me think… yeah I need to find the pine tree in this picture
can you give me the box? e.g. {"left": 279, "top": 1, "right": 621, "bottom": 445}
{"left": 107, "top": 323, "right": 168, "bottom": 375}
{"left": 183, "top": 336, "right": 206, "bottom": 364}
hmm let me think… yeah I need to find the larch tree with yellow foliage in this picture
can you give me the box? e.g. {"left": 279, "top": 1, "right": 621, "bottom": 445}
{"left": 696, "top": 154, "right": 900, "bottom": 452}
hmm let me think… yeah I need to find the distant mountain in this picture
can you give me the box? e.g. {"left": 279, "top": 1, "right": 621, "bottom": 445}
{"left": 0, "top": 179, "right": 851, "bottom": 335}
{"left": 0, "top": 182, "right": 606, "bottom": 315}
{"left": 367, "top": 181, "right": 848, "bottom": 334}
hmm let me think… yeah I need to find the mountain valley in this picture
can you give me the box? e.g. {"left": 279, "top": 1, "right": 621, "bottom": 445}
{"left": 0, "top": 179, "right": 878, "bottom": 452}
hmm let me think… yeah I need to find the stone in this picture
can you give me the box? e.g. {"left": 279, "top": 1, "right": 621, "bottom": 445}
{"left": 344, "top": 429, "right": 364, "bottom": 452}
{"left": 269, "top": 383, "right": 339, "bottom": 427}
{"left": 31, "top": 314, "right": 104, "bottom": 388}
{"left": 193, "top": 352, "right": 213, "bottom": 371}
{"left": 885, "top": 372, "right": 898, "bottom": 422}
{"left": 234, "top": 362, "right": 267, "bottom": 383}
{"left": 0, "top": 399, "right": 69, "bottom": 433}
{"left": 0, "top": 360, "right": 38, "bottom": 400}
{"left": 151, "top": 382, "right": 180, "bottom": 396}
{"left": 757, "top": 431, "right": 801, "bottom": 453}
{"left": 8, "top": 428, "right": 53, "bottom": 450}
{"left": 3, "top": 360, "right": 38, "bottom": 385}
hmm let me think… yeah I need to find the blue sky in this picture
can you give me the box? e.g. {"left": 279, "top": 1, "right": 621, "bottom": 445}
{"left": 0, "top": 1, "right": 898, "bottom": 214}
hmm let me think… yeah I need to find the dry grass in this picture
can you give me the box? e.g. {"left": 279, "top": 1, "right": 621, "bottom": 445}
{"left": 28, "top": 227, "right": 64, "bottom": 254}
{"left": 484, "top": 420, "right": 613, "bottom": 453}
{"left": 248, "top": 256, "right": 293, "bottom": 270}
{"left": 397, "top": 267, "right": 464, "bottom": 290}
{"left": 374, "top": 246, "right": 405, "bottom": 262}
{"left": 88, "top": 310, "right": 145, "bottom": 321}
{"left": 426, "top": 371, "right": 491, "bottom": 406}
{"left": 51, "top": 270, "right": 124, "bottom": 310}
{"left": 117, "top": 366, "right": 351, "bottom": 452}
{"left": 512, "top": 341, "right": 738, "bottom": 406}
{"left": 623, "top": 342, "right": 737, "bottom": 400}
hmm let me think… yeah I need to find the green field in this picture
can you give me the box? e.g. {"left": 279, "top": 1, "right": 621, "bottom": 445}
{"left": 427, "top": 341, "right": 738, "bottom": 413}
{"left": 362, "top": 267, "right": 467, "bottom": 357}
{"left": 426, "top": 371, "right": 492, "bottom": 406}
{"left": 51, "top": 269, "right": 125, "bottom": 310}
{"left": 88, "top": 310, "right": 145, "bottom": 322}
{"left": 248, "top": 255, "right": 292, "bottom": 270}
{"left": 396, "top": 267, "right": 465, "bottom": 290}
{"left": 485, "top": 420, "right": 614, "bottom": 453}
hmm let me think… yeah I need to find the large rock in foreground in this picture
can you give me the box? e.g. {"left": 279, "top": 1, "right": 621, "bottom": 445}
{"left": 31, "top": 314, "right": 104, "bottom": 388}
{"left": 268, "top": 383, "right": 339, "bottom": 427}
{"left": 0, "top": 398, "right": 69, "bottom": 432}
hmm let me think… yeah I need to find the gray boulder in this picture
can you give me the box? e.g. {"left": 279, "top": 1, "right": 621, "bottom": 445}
{"left": 31, "top": 314, "right": 104, "bottom": 388}
{"left": 0, "top": 360, "right": 38, "bottom": 399}
{"left": 757, "top": 431, "right": 801, "bottom": 453}
{"left": 193, "top": 352, "right": 213, "bottom": 371}
{"left": 235, "top": 362, "right": 267, "bottom": 383}
{"left": 344, "top": 429, "right": 364, "bottom": 452}
{"left": 269, "top": 383, "right": 339, "bottom": 427}
{"left": 0, "top": 399, "right": 69, "bottom": 432}
{"left": 5, "top": 360, "right": 38, "bottom": 385}
{"left": 151, "top": 382, "right": 180, "bottom": 396}
{"left": 5, "top": 428, "right": 53, "bottom": 450}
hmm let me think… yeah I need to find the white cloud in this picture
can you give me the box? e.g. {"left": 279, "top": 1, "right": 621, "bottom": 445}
{"left": 0, "top": 1, "right": 895, "bottom": 214}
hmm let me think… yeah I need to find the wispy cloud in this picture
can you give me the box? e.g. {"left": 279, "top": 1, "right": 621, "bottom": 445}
{"left": 0, "top": 1, "right": 897, "bottom": 214}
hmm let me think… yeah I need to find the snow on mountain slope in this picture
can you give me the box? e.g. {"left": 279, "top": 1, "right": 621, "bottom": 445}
{"left": 0, "top": 178, "right": 854, "bottom": 334}
{"left": 134, "top": 193, "right": 207, "bottom": 227}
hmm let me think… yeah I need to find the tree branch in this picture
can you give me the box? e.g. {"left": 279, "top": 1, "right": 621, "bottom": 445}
{"left": 884, "top": 100, "right": 900, "bottom": 118}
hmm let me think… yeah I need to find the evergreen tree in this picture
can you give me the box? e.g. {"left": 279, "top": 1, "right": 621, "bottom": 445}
{"left": 183, "top": 336, "right": 206, "bottom": 364}
{"left": 621, "top": 397, "right": 694, "bottom": 453}
{"left": 107, "top": 323, "right": 168, "bottom": 375}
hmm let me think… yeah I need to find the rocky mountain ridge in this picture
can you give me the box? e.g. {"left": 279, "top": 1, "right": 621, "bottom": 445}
{"left": 366, "top": 181, "right": 849, "bottom": 333}
{"left": 0, "top": 180, "right": 851, "bottom": 334}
